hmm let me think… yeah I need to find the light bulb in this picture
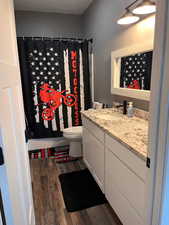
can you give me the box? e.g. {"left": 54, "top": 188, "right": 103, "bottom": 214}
{"left": 132, "top": 0, "right": 156, "bottom": 15}
{"left": 117, "top": 11, "right": 140, "bottom": 25}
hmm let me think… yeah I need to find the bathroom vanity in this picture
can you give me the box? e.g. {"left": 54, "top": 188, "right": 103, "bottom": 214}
{"left": 81, "top": 109, "right": 148, "bottom": 225}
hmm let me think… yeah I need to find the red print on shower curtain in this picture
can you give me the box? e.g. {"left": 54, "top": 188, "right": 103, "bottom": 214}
{"left": 128, "top": 80, "right": 140, "bottom": 89}
{"left": 71, "top": 50, "right": 79, "bottom": 126}
{"left": 39, "top": 83, "right": 76, "bottom": 121}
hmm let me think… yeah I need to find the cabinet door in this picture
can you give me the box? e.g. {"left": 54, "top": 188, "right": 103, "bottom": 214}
{"left": 105, "top": 148, "right": 144, "bottom": 225}
{"left": 82, "top": 117, "right": 104, "bottom": 143}
{"left": 83, "top": 127, "right": 94, "bottom": 171}
{"left": 105, "top": 134, "right": 147, "bottom": 181}
{"left": 83, "top": 127, "right": 104, "bottom": 192}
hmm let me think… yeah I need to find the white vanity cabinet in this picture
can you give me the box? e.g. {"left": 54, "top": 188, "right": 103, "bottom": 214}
{"left": 82, "top": 115, "right": 147, "bottom": 225}
{"left": 105, "top": 134, "right": 147, "bottom": 225}
{"left": 82, "top": 117, "right": 105, "bottom": 192}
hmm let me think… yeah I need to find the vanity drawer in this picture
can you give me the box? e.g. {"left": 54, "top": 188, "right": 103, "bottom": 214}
{"left": 105, "top": 134, "right": 147, "bottom": 181}
{"left": 105, "top": 148, "right": 145, "bottom": 225}
{"left": 82, "top": 116, "right": 104, "bottom": 143}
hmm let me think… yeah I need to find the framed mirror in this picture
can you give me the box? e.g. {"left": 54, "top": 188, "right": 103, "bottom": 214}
{"left": 111, "top": 41, "right": 153, "bottom": 101}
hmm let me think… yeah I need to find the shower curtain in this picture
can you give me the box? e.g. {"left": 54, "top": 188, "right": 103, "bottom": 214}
{"left": 17, "top": 38, "right": 91, "bottom": 139}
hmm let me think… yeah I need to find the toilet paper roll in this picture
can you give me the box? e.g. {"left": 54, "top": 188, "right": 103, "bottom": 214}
{"left": 93, "top": 102, "right": 103, "bottom": 109}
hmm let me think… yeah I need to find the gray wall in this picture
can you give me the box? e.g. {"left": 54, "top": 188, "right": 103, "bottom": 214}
{"left": 83, "top": 0, "right": 155, "bottom": 111}
{"left": 15, "top": 11, "right": 84, "bottom": 38}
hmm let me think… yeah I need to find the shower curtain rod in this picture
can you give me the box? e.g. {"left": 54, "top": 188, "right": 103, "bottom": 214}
{"left": 17, "top": 36, "right": 93, "bottom": 43}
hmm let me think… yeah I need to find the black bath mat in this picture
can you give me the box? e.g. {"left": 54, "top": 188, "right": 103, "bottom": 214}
{"left": 59, "top": 169, "right": 107, "bottom": 212}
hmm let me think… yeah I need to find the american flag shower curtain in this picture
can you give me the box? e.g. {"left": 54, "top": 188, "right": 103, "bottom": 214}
{"left": 17, "top": 38, "right": 91, "bottom": 139}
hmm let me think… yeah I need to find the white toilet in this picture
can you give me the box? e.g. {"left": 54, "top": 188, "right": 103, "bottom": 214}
{"left": 63, "top": 126, "right": 83, "bottom": 157}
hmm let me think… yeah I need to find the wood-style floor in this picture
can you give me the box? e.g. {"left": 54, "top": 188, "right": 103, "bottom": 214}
{"left": 30, "top": 159, "right": 122, "bottom": 225}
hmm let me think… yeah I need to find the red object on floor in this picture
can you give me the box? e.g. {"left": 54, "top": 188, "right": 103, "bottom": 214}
{"left": 29, "top": 146, "right": 78, "bottom": 163}
{"left": 41, "top": 149, "right": 45, "bottom": 160}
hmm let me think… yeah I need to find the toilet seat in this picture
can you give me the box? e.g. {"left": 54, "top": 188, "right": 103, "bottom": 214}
{"left": 63, "top": 126, "right": 82, "bottom": 135}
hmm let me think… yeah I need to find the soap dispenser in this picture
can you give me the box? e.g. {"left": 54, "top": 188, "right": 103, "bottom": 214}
{"left": 127, "top": 102, "right": 134, "bottom": 117}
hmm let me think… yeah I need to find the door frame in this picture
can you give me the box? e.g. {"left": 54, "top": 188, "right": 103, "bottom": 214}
{"left": 146, "top": 0, "right": 169, "bottom": 224}
{"left": 0, "top": 0, "right": 35, "bottom": 225}
{"left": 0, "top": 189, "right": 6, "bottom": 225}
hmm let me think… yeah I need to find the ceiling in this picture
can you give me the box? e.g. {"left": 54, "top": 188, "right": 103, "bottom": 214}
{"left": 14, "top": 0, "right": 93, "bottom": 15}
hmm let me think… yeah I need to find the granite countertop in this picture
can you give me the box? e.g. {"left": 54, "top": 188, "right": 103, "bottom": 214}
{"left": 81, "top": 108, "right": 148, "bottom": 161}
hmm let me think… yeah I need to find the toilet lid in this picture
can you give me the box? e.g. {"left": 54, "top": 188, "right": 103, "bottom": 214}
{"left": 63, "top": 126, "right": 82, "bottom": 135}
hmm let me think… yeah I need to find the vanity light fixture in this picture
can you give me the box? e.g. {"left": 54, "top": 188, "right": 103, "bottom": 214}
{"left": 117, "top": 0, "right": 156, "bottom": 25}
{"left": 132, "top": 0, "right": 156, "bottom": 15}
{"left": 117, "top": 10, "right": 140, "bottom": 25}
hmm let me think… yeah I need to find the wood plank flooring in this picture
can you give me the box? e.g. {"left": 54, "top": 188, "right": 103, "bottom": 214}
{"left": 30, "top": 159, "right": 122, "bottom": 225}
